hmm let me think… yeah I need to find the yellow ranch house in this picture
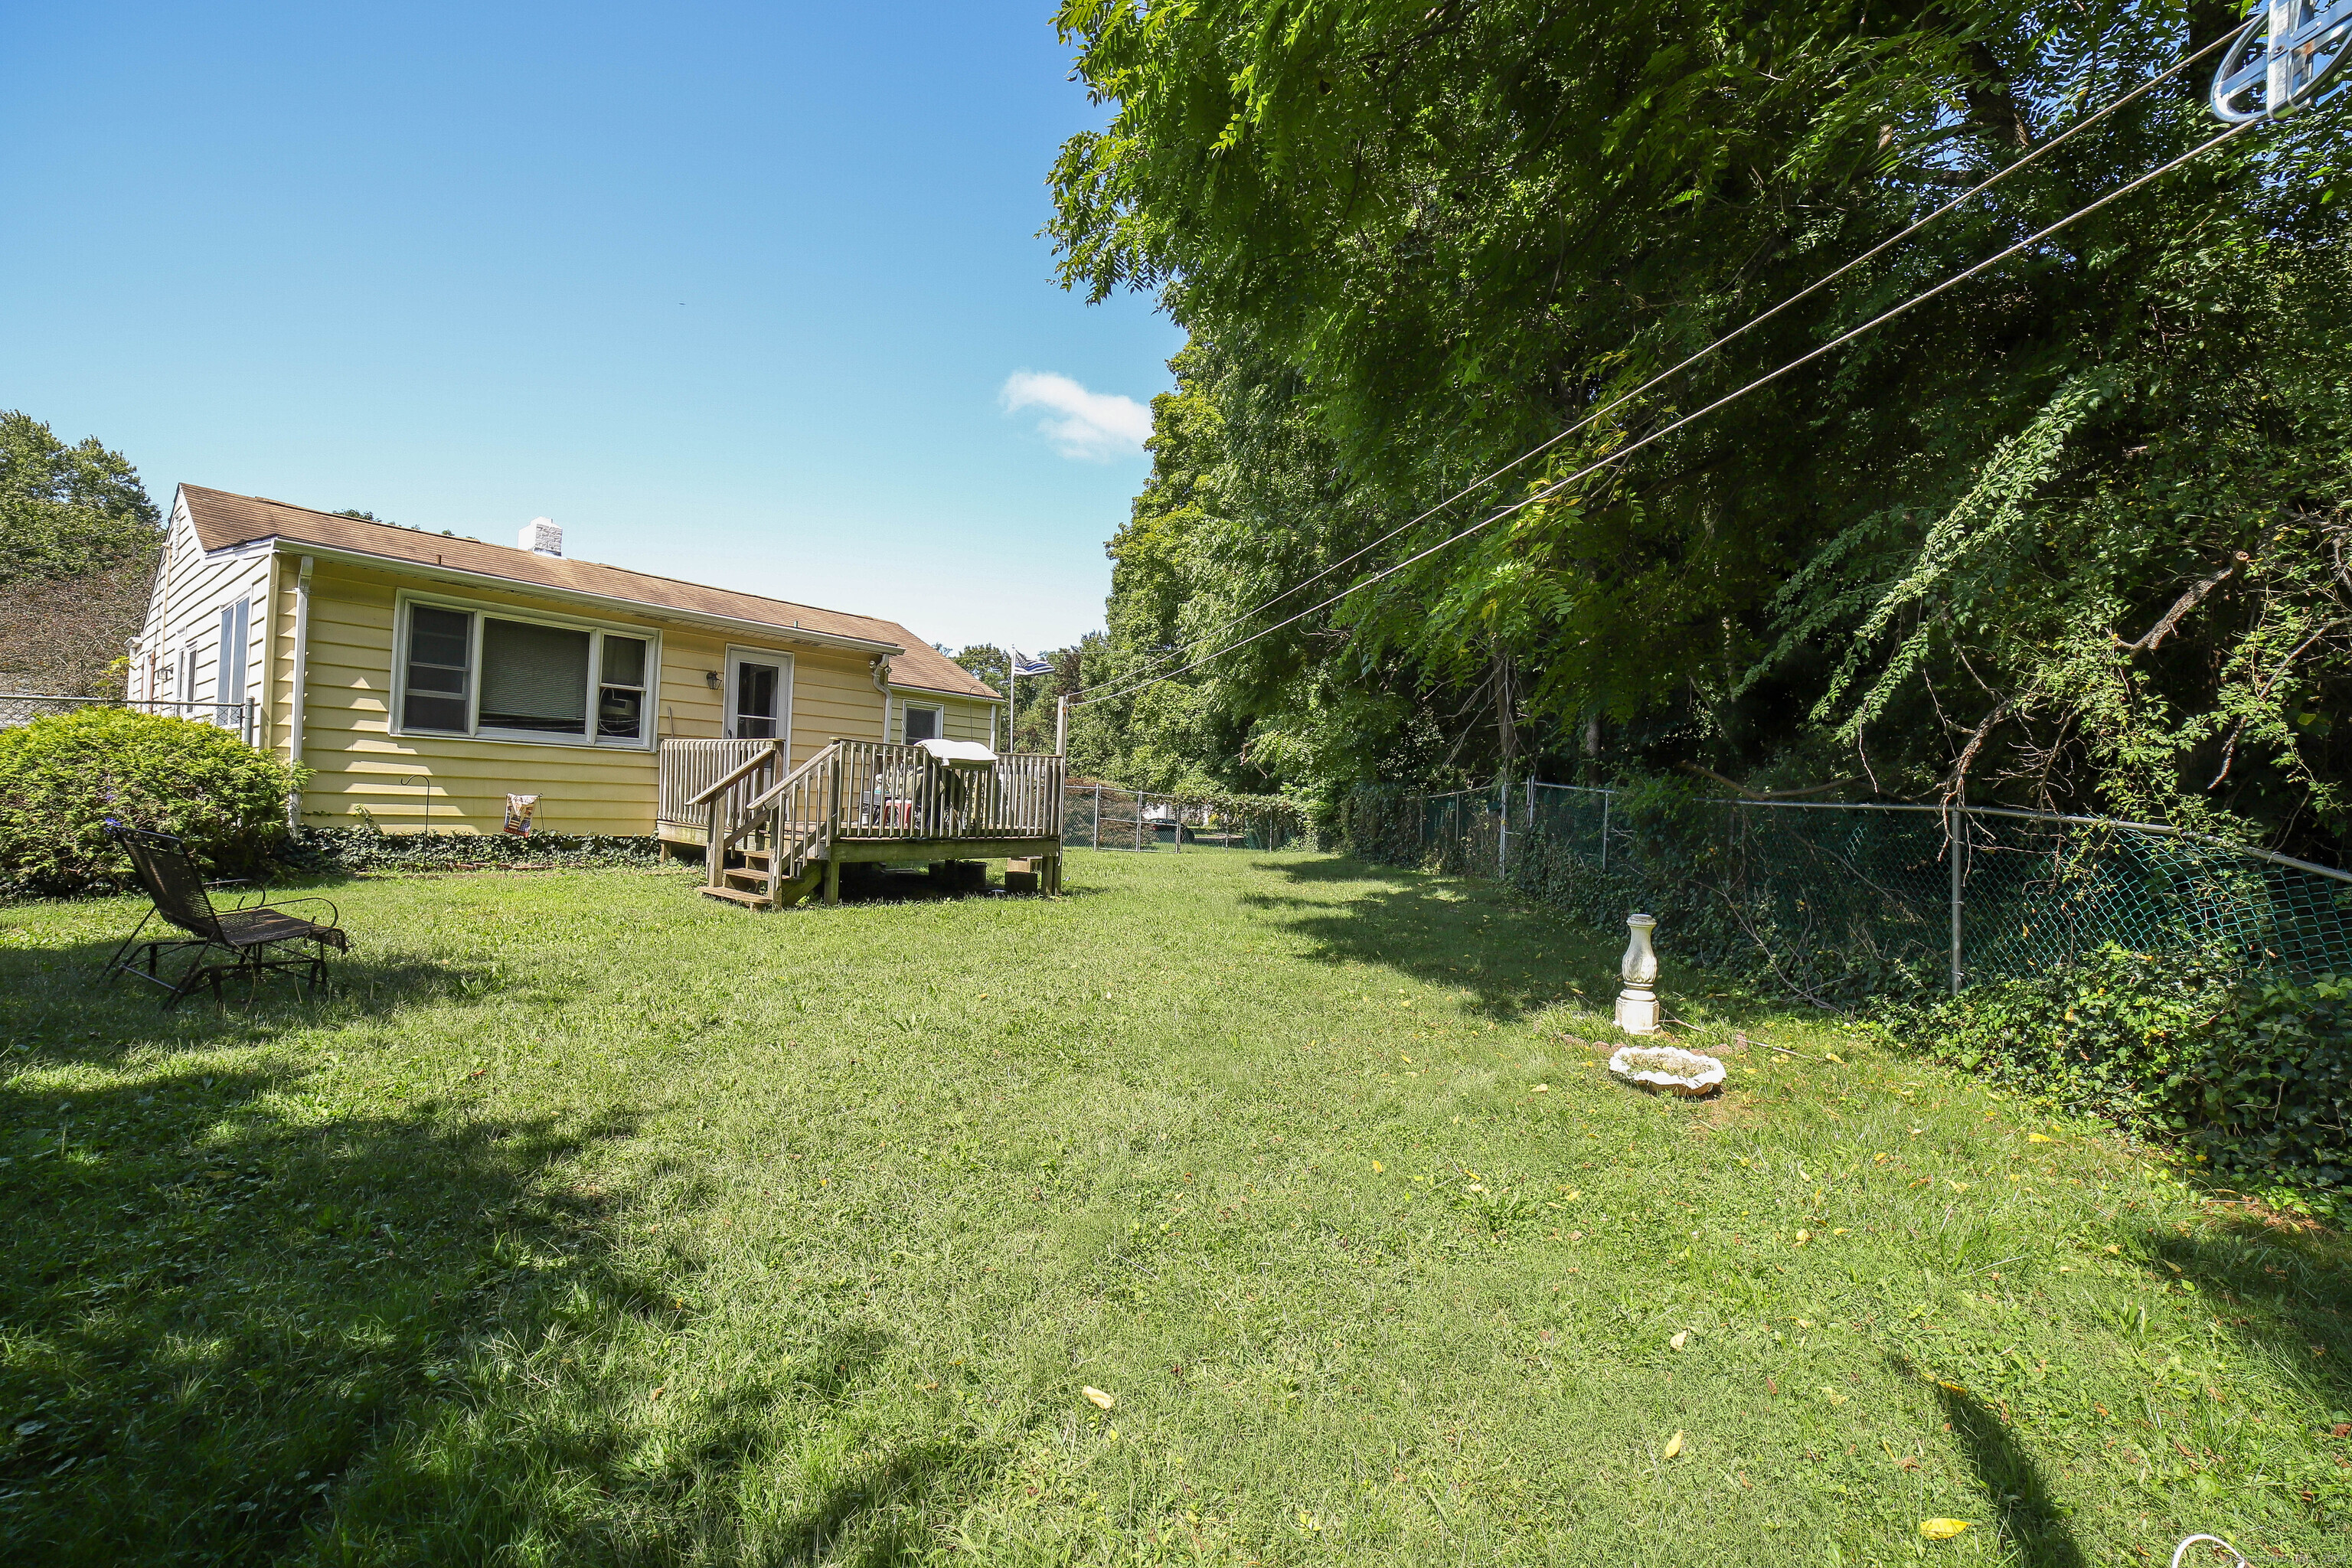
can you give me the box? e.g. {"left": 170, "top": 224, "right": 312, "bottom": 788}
{"left": 127, "top": 485, "right": 1053, "bottom": 903}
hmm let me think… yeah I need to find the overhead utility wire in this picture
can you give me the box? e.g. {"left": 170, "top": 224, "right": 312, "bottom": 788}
{"left": 1071, "top": 111, "right": 2270, "bottom": 709}
{"left": 1078, "top": 31, "right": 2236, "bottom": 698}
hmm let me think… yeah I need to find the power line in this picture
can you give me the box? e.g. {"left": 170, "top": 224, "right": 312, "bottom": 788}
{"left": 1072, "top": 111, "right": 2270, "bottom": 709}
{"left": 1077, "top": 31, "right": 2239, "bottom": 699}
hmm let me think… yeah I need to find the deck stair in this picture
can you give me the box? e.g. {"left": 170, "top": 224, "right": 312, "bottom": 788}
{"left": 676, "top": 737, "right": 1063, "bottom": 909}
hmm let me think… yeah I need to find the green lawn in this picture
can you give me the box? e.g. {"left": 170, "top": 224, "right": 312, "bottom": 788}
{"left": 2, "top": 850, "right": 2347, "bottom": 1565}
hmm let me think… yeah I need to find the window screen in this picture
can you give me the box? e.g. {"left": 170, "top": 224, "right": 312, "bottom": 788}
{"left": 904, "top": 704, "right": 941, "bottom": 743}
{"left": 216, "top": 599, "right": 250, "bottom": 730}
{"left": 598, "top": 635, "right": 648, "bottom": 740}
{"left": 735, "top": 662, "right": 779, "bottom": 740}
{"left": 403, "top": 605, "right": 472, "bottom": 732}
{"left": 479, "top": 618, "right": 590, "bottom": 735}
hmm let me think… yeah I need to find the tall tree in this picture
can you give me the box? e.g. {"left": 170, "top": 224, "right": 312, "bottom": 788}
{"left": 1051, "top": 0, "right": 2352, "bottom": 857}
{"left": 0, "top": 412, "right": 162, "bottom": 696}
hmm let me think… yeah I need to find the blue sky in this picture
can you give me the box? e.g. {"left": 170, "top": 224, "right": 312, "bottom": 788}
{"left": 0, "top": 2, "right": 1181, "bottom": 653}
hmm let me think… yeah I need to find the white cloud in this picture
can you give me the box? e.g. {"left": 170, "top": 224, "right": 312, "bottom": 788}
{"left": 999, "top": 371, "right": 1153, "bottom": 461}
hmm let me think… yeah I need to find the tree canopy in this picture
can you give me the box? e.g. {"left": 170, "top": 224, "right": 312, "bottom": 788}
{"left": 0, "top": 412, "right": 162, "bottom": 697}
{"left": 1047, "top": 0, "right": 2352, "bottom": 861}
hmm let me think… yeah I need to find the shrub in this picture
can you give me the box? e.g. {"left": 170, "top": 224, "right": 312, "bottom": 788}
{"left": 1877, "top": 946, "right": 2351, "bottom": 1210}
{"left": 0, "top": 709, "right": 305, "bottom": 897}
{"left": 286, "top": 827, "right": 665, "bottom": 874}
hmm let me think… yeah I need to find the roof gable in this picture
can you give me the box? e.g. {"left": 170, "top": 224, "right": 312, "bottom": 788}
{"left": 178, "top": 485, "right": 998, "bottom": 700}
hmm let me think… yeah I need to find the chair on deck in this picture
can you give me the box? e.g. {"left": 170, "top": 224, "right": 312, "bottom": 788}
{"left": 100, "top": 824, "right": 347, "bottom": 1006}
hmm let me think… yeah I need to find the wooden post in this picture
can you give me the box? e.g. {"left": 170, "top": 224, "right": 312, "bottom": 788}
{"left": 1093, "top": 786, "right": 1102, "bottom": 849}
{"left": 824, "top": 855, "right": 841, "bottom": 906}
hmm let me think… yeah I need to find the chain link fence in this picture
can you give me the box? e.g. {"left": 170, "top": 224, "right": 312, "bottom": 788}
{"left": 1, "top": 694, "right": 253, "bottom": 740}
{"left": 1061, "top": 783, "right": 1306, "bottom": 852}
{"left": 1360, "top": 782, "right": 2352, "bottom": 1001}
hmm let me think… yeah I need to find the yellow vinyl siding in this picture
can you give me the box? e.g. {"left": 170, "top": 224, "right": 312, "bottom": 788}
{"left": 941, "top": 697, "right": 993, "bottom": 745}
{"left": 888, "top": 690, "right": 997, "bottom": 746}
{"left": 292, "top": 560, "right": 889, "bottom": 835}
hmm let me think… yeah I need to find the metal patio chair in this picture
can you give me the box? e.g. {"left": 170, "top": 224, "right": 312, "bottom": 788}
{"left": 100, "top": 824, "right": 347, "bottom": 1006}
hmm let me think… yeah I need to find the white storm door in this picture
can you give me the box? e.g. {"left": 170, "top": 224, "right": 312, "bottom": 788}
{"left": 724, "top": 648, "right": 794, "bottom": 753}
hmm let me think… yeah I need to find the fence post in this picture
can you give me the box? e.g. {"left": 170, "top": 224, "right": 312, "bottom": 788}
{"left": 1948, "top": 799, "right": 1965, "bottom": 995}
{"left": 1599, "top": 792, "right": 1611, "bottom": 873}
{"left": 1136, "top": 794, "right": 1144, "bottom": 852}
{"left": 1496, "top": 772, "right": 1508, "bottom": 877}
{"left": 1093, "top": 786, "right": 1102, "bottom": 850}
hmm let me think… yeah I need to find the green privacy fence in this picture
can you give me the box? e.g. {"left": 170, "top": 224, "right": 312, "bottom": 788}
{"left": 1364, "top": 782, "right": 2352, "bottom": 1003}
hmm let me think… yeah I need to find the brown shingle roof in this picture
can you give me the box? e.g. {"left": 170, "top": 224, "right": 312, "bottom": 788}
{"left": 178, "top": 484, "right": 998, "bottom": 701}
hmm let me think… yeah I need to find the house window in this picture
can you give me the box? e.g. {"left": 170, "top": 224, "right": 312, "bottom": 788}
{"left": 479, "top": 618, "right": 592, "bottom": 735}
{"left": 402, "top": 606, "right": 473, "bottom": 733}
{"left": 215, "top": 599, "right": 250, "bottom": 731}
{"left": 599, "top": 635, "right": 647, "bottom": 740}
{"left": 396, "top": 596, "right": 658, "bottom": 746}
{"left": 903, "top": 703, "right": 941, "bottom": 743}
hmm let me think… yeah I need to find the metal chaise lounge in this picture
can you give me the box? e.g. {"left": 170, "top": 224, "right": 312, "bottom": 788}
{"left": 101, "top": 824, "right": 346, "bottom": 1005}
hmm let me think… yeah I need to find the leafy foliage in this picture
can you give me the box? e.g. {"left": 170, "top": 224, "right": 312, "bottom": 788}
{"left": 285, "top": 828, "right": 667, "bottom": 875}
{"left": 0, "top": 412, "right": 162, "bottom": 696}
{"left": 0, "top": 710, "right": 304, "bottom": 897}
{"left": 1878, "top": 949, "right": 2352, "bottom": 1211}
{"left": 1050, "top": 0, "right": 2352, "bottom": 862}
{"left": 0, "top": 410, "right": 160, "bottom": 586}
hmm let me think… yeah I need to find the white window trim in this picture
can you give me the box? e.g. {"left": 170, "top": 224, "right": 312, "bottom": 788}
{"left": 900, "top": 700, "right": 944, "bottom": 743}
{"left": 390, "top": 588, "right": 662, "bottom": 750}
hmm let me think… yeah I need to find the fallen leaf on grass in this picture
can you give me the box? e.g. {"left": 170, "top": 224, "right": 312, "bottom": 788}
{"left": 1531, "top": 1083, "right": 1550, "bottom": 1093}
{"left": 1919, "top": 1519, "right": 1972, "bottom": 1540}
{"left": 1824, "top": 1051, "right": 1846, "bottom": 1064}
{"left": 1371, "top": 1161, "right": 1384, "bottom": 1174}
{"left": 2027, "top": 1132, "right": 2055, "bottom": 1143}
{"left": 1670, "top": 1331, "right": 1689, "bottom": 1351}
{"left": 1662, "top": 1430, "right": 1684, "bottom": 1459}
{"left": 1083, "top": 1387, "right": 1115, "bottom": 1410}
{"left": 1820, "top": 1387, "right": 1849, "bottom": 1406}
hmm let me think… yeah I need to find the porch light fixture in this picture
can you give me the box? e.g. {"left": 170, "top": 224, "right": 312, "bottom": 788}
{"left": 704, "top": 670, "right": 720, "bottom": 690}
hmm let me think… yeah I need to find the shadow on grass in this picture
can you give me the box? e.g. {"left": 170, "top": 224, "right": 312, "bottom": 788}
{"left": 2, "top": 930, "right": 988, "bottom": 1564}
{"left": 0, "top": 938, "right": 658, "bottom": 1565}
{"left": 1243, "top": 853, "right": 1793, "bottom": 1028}
{"left": 2154, "top": 1210, "right": 2352, "bottom": 1422}
{"left": 1888, "top": 1354, "right": 2086, "bottom": 1566}
{"left": 775, "top": 1439, "right": 978, "bottom": 1566}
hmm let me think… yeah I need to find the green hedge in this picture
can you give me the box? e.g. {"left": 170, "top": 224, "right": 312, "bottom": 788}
{"left": 1875, "top": 947, "right": 2350, "bottom": 1212}
{"left": 286, "top": 828, "right": 668, "bottom": 874}
{"left": 0, "top": 709, "right": 305, "bottom": 897}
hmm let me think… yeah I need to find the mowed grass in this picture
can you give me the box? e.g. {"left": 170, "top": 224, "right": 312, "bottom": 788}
{"left": 2, "top": 850, "right": 2347, "bottom": 1566}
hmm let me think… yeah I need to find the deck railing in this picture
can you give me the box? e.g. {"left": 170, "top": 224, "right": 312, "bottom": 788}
{"left": 659, "top": 739, "right": 782, "bottom": 832}
{"left": 680, "top": 737, "right": 1066, "bottom": 904}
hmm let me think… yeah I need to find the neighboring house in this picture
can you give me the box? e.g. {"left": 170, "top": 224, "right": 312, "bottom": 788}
{"left": 130, "top": 485, "right": 1004, "bottom": 838}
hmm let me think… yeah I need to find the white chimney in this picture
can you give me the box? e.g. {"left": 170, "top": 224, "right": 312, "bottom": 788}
{"left": 519, "top": 518, "right": 563, "bottom": 557}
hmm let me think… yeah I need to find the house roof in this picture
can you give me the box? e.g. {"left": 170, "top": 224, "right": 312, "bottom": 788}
{"left": 178, "top": 485, "right": 999, "bottom": 701}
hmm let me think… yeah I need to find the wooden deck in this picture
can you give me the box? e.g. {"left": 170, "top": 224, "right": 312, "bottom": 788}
{"left": 658, "top": 738, "right": 1063, "bottom": 907}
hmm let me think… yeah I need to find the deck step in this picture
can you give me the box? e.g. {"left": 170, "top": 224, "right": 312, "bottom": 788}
{"left": 722, "top": 867, "right": 773, "bottom": 889}
{"left": 697, "top": 885, "right": 773, "bottom": 907}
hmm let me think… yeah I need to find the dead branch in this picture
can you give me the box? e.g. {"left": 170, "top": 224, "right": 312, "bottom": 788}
{"left": 2117, "top": 556, "right": 2243, "bottom": 653}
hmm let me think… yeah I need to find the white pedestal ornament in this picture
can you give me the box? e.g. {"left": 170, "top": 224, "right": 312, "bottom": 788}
{"left": 1615, "top": 913, "right": 1660, "bottom": 1035}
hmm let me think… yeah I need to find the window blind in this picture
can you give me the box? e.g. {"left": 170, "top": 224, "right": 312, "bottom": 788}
{"left": 479, "top": 618, "right": 590, "bottom": 734}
